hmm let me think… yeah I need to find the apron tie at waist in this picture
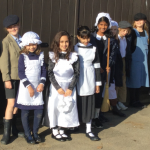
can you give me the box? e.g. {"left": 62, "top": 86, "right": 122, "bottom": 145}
{"left": 80, "top": 62, "right": 92, "bottom": 67}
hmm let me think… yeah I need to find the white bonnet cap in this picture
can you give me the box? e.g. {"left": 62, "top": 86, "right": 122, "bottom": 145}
{"left": 111, "top": 20, "right": 119, "bottom": 28}
{"left": 19, "top": 31, "right": 42, "bottom": 48}
{"left": 94, "top": 12, "right": 112, "bottom": 28}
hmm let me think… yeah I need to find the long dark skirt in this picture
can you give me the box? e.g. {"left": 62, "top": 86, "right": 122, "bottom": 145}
{"left": 42, "top": 77, "right": 51, "bottom": 127}
{"left": 77, "top": 95, "right": 95, "bottom": 123}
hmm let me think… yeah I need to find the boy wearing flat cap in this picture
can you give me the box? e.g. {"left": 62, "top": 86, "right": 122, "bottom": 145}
{"left": 0, "top": 15, "right": 24, "bottom": 145}
{"left": 126, "top": 13, "right": 149, "bottom": 108}
{"left": 115, "top": 21, "right": 132, "bottom": 107}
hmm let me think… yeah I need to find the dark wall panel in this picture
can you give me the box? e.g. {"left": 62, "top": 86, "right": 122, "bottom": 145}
{"left": 79, "top": 0, "right": 150, "bottom": 28}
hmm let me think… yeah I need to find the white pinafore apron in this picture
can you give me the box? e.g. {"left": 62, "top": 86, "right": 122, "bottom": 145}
{"left": 74, "top": 43, "right": 96, "bottom": 96}
{"left": 17, "top": 52, "right": 44, "bottom": 106}
{"left": 48, "top": 52, "right": 79, "bottom": 128}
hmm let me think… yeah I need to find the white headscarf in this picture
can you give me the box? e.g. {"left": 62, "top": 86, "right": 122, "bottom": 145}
{"left": 94, "top": 12, "right": 112, "bottom": 29}
{"left": 19, "top": 31, "right": 42, "bottom": 48}
{"left": 111, "top": 20, "right": 119, "bottom": 28}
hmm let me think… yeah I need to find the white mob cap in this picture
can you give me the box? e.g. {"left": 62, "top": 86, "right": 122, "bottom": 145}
{"left": 94, "top": 12, "right": 112, "bottom": 28}
{"left": 19, "top": 31, "right": 42, "bottom": 48}
{"left": 111, "top": 20, "right": 119, "bottom": 28}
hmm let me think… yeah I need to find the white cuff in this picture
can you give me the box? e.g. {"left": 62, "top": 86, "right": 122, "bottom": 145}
{"left": 94, "top": 63, "right": 100, "bottom": 68}
{"left": 40, "top": 77, "right": 46, "bottom": 80}
{"left": 96, "top": 81, "right": 102, "bottom": 86}
{"left": 21, "top": 78, "right": 28, "bottom": 82}
{"left": 26, "top": 84, "right": 31, "bottom": 88}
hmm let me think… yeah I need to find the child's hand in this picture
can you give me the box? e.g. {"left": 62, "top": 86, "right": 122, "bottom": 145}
{"left": 100, "top": 68, "right": 104, "bottom": 73}
{"left": 57, "top": 88, "right": 65, "bottom": 95}
{"left": 64, "top": 89, "right": 72, "bottom": 97}
{"left": 106, "top": 67, "right": 110, "bottom": 73}
{"left": 95, "top": 86, "right": 100, "bottom": 93}
{"left": 5, "top": 81, "right": 12, "bottom": 89}
{"left": 37, "top": 84, "right": 44, "bottom": 92}
{"left": 28, "top": 85, "right": 34, "bottom": 97}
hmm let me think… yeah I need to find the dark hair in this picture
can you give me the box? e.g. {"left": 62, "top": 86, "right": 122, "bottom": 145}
{"left": 20, "top": 45, "right": 41, "bottom": 55}
{"left": 50, "top": 30, "right": 73, "bottom": 63}
{"left": 77, "top": 26, "right": 91, "bottom": 38}
{"left": 92, "top": 16, "right": 113, "bottom": 38}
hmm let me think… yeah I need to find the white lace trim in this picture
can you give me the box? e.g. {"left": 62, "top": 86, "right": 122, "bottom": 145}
{"left": 49, "top": 52, "right": 78, "bottom": 64}
{"left": 17, "top": 101, "right": 44, "bottom": 106}
{"left": 49, "top": 52, "right": 56, "bottom": 63}
{"left": 39, "top": 52, "right": 44, "bottom": 66}
{"left": 68, "top": 52, "right": 78, "bottom": 64}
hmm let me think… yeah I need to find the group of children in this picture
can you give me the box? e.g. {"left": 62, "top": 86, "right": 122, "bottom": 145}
{"left": 0, "top": 12, "right": 149, "bottom": 145}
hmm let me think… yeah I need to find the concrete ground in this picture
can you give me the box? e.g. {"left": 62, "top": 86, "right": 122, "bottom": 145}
{"left": 0, "top": 104, "right": 150, "bottom": 150}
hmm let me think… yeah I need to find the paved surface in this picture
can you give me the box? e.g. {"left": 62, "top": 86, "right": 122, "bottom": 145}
{"left": 0, "top": 104, "right": 150, "bottom": 150}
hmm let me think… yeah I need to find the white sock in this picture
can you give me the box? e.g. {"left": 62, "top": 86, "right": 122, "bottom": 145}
{"left": 95, "top": 108, "right": 100, "bottom": 118}
{"left": 59, "top": 130, "right": 67, "bottom": 137}
{"left": 52, "top": 129, "right": 61, "bottom": 139}
{"left": 86, "top": 120, "right": 94, "bottom": 137}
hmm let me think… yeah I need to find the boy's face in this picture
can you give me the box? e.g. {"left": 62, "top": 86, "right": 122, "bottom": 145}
{"left": 118, "top": 28, "right": 129, "bottom": 37}
{"left": 6, "top": 23, "right": 20, "bottom": 37}
{"left": 59, "top": 35, "right": 69, "bottom": 52}
{"left": 135, "top": 20, "right": 146, "bottom": 28}
{"left": 25, "top": 44, "right": 37, "bottom": 53}
{"left": 111, "top": 26, "right": 118, "bottom": 36}
{"left": 77, "top": 36, "right": 90, "bottom": 46}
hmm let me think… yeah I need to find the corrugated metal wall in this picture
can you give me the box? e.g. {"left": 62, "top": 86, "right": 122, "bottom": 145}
{"left": 0, "top": 0, "right": 150, "bottom": 118}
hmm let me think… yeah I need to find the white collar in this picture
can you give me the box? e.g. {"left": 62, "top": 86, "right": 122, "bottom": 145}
{"left": 118, "top": 34, "right": 126, "bottom": 40}
{"left": 60, "top": 51, "right": 67, "bottom": 54}
{"left": 96, "top": 34, "right": 107, "bottom": 41}
{"left": 78, "top": 42, "right": 92, "bottom": 47}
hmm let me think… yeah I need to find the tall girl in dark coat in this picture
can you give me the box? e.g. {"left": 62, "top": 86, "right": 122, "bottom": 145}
{"left": 90, "top": 12, "right": 125, "bottom": 117}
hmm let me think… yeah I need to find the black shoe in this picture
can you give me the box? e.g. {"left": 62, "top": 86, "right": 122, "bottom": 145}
{"left": 92, "top": 118, "right": 103, "bottom": 128}
{"left": 24, "top": 135, "right": 35, "bottom": 144}
{"left": 33, "top": 134, "right": 42, "bottom": 143}
{"left": 60, "top": 134, "right": 72, "bottom": 141}
{"left": 1, "top": 119, "right": 12, "bottom": 145}
{"left": 51, "top": 134, "right": 66, "bottom": 142}
{"left": 12, "top": 114, "right": 24, "bottom": 137}
{"left": 99, "top": 114, "right": 109, "bottom": 122}
{"left": 112, "top": 106, "right": 126, "bottom": 117}
{"left": 86, "top": 132, "right": 100, "bottom": 141}
{"left": 131, "top": 102, "right": 146, "bottom": 108}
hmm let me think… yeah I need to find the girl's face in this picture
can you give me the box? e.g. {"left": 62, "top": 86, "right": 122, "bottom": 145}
{"left": 118, "top": 28, "right": 129, "bottom": 37}
{"left": 111, "top": 26, "right": 118, "bottom": 36}
{"left": 77, "top": 36, "right": 90, "bottom": 46}
{"left": 135, "top": 20, "right": 146, "bottom": 28}
{"left": 97, "top": 21, "right": 108, "bottom": 33}
{"left": 59, "top": 35, "right": 69, "bottom": 52}
{"left": 25, "top": 44, "right": 37, "bottom": 53}
{"left": 6, "top": 24, "right": 20, "bottom": 37}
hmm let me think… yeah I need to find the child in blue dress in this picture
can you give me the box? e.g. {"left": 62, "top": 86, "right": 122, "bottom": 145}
{"left": 127, "top": 13, "right": 149, "bottom": 108}
{"left": 15, "top": 31, "right": 46, "bottom": 144}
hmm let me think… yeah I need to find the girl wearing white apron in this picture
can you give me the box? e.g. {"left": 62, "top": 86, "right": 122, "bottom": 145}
{"left": 47, "top": 31, "right": 79, "bottom": 142}
{"left": 15, "top": 32, "right": 46, "bottom": 144}
{"left": 75, "top": 26, "right": 101, "bottom": 141}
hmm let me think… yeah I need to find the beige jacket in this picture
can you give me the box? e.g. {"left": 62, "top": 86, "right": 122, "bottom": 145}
{"left": 0, "top": 34, "right": 21, "bottom": 82}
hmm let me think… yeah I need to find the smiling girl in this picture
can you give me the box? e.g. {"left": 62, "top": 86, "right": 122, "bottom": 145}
{"left": 75, "top": 26, "right": 101, "bottom": 141}
{"left": 15, "top": 31, "right": 46, "bottom": 144}
{"left": 47, "top": 31, "right": 79, "bottom": 142}
{"left": 91, "top": 13, "right": 125, "bottom": 118}
{"left": 127, "top": 13, "right": 149, "bottom": 108}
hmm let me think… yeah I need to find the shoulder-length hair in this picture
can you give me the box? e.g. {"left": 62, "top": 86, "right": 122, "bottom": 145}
{"left": 50, "top": 31, "right": 73, "bottom": 63}
{"left": 133, "top": 21, "right": 149, "bottom": 44}
{"left": 20, "top": 45, "right": 41, "bottom": 55}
